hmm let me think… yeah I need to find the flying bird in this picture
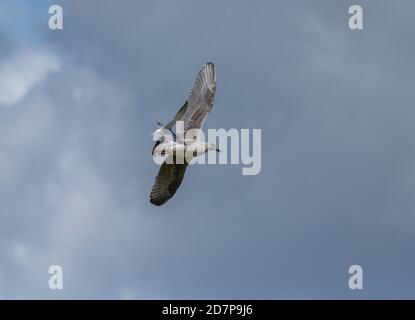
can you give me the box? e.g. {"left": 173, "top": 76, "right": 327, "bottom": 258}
{"left": 150, "top": 62, "right": 219, "bottom": 206}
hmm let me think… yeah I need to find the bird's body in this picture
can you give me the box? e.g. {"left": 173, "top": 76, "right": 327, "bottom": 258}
{"left": 153, "top": 138, "right": 218, "bottom": 162}
{"left": 150, "top": 63, "right": 218, "bottom": 206}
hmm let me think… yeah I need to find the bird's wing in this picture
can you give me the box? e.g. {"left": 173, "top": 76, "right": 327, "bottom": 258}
{"left": 149, "top": 159, "right": 189, "bottom": 206}
{"left": 164, "top": 101, "right": 188, "bottom": 130}
{"left": 182, "top": 62, "right": 216, "bottom": 137}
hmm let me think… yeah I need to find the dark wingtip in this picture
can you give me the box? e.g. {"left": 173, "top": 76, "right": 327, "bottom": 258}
{"left": 150, "top": 197, "right": 167, "bottom": 206}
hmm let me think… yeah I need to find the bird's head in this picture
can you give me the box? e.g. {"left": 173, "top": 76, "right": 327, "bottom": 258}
{"left": 206, "top": 143, "right": 221, "bottom": 153}
{"left": 153, "top": 127, "right": 166, "bottom": 140}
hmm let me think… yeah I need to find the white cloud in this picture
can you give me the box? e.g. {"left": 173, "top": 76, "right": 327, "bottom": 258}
{"left": 0, "top": 48, "right": 59, "bottom": 107}
{"left": 0, "top": 47, "right": 144, "bottom": 297}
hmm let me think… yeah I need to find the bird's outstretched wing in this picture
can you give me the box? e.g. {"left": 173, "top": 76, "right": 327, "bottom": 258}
{"left": 150, "top": 158, "right": 189, "bottom": 206}
{"left": 163, "top": 101, "right": 188, "bottom": 130}
{"left": 182, "top": 62, "right": 216, "bottom": 135}
{"left": 157, "top": 63, "right": 216, "bottom": 141}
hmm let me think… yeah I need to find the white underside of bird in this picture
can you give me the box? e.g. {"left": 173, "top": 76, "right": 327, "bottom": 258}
{"left": 153, "top": 132, "right": 218, "bottom": 161}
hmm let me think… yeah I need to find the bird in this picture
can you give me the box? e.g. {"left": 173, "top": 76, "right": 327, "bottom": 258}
{"left": 150, "top": 62, "right": 219, "bottom": 206}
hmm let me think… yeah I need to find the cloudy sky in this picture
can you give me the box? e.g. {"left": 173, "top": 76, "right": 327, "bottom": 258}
{"left": 0, "top": 0, "right": 415, "bottom": 299}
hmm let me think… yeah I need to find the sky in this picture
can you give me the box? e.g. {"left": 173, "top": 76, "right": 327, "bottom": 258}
{"left": 0, "top": 0, "right": 415, "bottom": 299}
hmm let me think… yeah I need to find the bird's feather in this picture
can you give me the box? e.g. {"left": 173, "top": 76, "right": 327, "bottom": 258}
{"left": 182, "top": 62, "right": 216, "bottom": 136}
{"left": 150, "top": 157, "right": 189, "bottom": 206}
